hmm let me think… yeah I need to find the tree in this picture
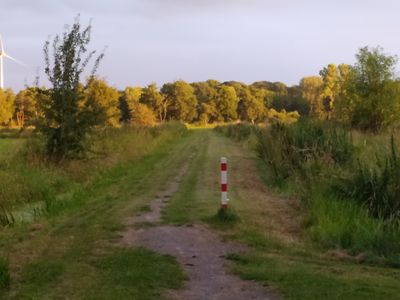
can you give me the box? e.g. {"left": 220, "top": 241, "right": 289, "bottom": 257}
{"left": 319, "top": 64, "right": 339, "bottom": 119}
{"left": 131, "top": 102, "right": 156, "bottom": 126}
{"left": 299, "top": 76, "right": 323, "bottom": 119}
{"left": 191, "top": 81, "right": 218, "bottom": 124}
{"left": 332, "top": 64, "right": 355, "bottom": 123}
{"left": 14, "top": 87, "right": 39, "bottom": 128}
{"left": 350, "top": 47, "right": 400, "bottom": 132}
{"left": 124, "top": 87, "right": 142, "bottom": 109}
{"left": 0, "top": 89, "right": 15, "bottom": 126}
{"left": 233, "top": 84, "right": 265, "bottom": 123}
{"left": 140, "top": 84, "right": 168, "bottom": 122}
{"left": 118, "top": 87, "right": 142, "bottom": 124}
{"left": 38, "top": 17, "right": 104, "bottom": 159}
{"left": 271, "top": 85, "right": 309, "bottom": 116}
{"left": 84, "top": 77, "right": 120, "bottom": 127}
{"left": 214, "top": 85, "right": 238, "bottom": 122}
{"left": 162, "top": 80, "right": 197, "bottom": 122}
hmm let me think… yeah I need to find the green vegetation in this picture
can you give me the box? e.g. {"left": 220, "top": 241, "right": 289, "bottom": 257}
{"left": 0, "top": 258, "right": 10, "bottom": 291}
{"left": 39, "top": 17, "right": 104, "bottom": 159}
{"left": 87, "top": 248, "right": 185, "bottom": 300}
{"left": 0, "top": 123, "right": 187, "bottom": 225}
{"left": 0, "top": 122, "right": 190, "bottom": 299}
{"left": 0, "top": 15, "right": 400, "bottom": 300}
{"left": 217, "top": 122, "right": 400, "bottom": 264}
{"left": 228, "top": 252, "right": 400, "bottom": 300}
{"left": 165, "top": 129, "right": 400, "bottom": 299}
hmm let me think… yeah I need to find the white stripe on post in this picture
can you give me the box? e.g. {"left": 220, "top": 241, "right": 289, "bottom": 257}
{"left": 220, "top": 157, "right": 228, "bottom": 208}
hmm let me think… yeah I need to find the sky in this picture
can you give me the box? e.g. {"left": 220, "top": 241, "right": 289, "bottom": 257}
{"left": 1, "top": 0, "right": 400, "bottom": 91}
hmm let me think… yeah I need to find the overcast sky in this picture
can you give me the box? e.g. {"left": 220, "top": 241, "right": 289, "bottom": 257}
{"left": 1, "top": 0, "right": 400, "bottom": 91}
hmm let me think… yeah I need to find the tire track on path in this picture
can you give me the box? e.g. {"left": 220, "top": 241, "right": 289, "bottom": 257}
{"left": 120, "top": 143, "right": 279, "bottom": 300}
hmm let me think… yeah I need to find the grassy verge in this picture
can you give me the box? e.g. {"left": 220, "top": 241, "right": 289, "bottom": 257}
{"left": 0, "top": 123, "right": 196, "bottom": 299}
{"left": 164, "top": 128, "right": 400, "bottom": 299}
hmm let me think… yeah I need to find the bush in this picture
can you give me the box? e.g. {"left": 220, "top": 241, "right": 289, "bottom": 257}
{"left": 131, "top": 103, "right": 157, "bottom": 126}
{"left": 267, "top": 108, "right": 300, "bottom": 125}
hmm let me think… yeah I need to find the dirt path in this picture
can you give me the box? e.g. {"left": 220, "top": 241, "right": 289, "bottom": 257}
{"left": 120, "top": 162, "right": 279, "bottom": 300}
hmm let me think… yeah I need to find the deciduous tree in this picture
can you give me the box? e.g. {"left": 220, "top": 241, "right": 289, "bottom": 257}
{"left": 38, "top": 17, "right": 104, "bottom": 159}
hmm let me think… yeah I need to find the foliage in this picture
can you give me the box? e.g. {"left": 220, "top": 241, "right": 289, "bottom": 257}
{"left": 14, "top": 87, "right": 40, "bottom": 128}
{"left": 38, "top": 17, "right": 104, "bottom": 160}
{"left": 271, "top": 85, "right": 310, "bottom": 116}
{"left": 84, "top": 77, "right": 120, "bottom": 127}
{"left": 346, "top": 47, "right": 400, "bottom": 132}
{"left": 191, "top": 81, "right": 218, "bottom": 124}
{"left": 0, "top": 89, "right": 15, "bottom": 126}
{"left": 300, "top": 76, "right": 324, "bottom": 119}
{"left": 162, "top": 80, "right": 198, "bottom": 122}
{"left": 140, "top": 84, "right": 168, "bottom": 122}
{"left": 267, "top": 108, "right": 300, "bottom": 125}
{"left": 131, "top": 102, "right": 156, "bottom": 126}
{"left": 214, "top": 85, "right": 238, "bottom": 122}
{"left": 236, "top": 86, "right": 266, "bottom": 123}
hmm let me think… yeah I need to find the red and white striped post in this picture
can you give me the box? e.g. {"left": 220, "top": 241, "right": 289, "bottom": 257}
{"left": 220, "top": 157, "right": 228, "bottom": 209}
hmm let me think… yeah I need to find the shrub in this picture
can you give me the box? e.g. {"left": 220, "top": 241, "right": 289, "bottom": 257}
{"left": 131, "top": 103, "right": 156, "bottom": 126}
{"left": 267, "top": 108, "right": 300, "bottom": 125}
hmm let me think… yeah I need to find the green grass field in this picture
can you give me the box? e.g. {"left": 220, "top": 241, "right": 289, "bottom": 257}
{"left": 0, "top": 125, "right": 399, "bottom": 299}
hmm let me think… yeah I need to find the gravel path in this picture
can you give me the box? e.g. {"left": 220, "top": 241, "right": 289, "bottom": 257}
{"left": 120, "top": 165, "right": 279, "bottom": 300}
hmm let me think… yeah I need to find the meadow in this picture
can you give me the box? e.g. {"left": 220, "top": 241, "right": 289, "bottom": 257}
{"left": 0, "top": 123, "right": 399, "bottom": 299}
{"left": 216, "top": 122, "right": 400, "bottom": 265}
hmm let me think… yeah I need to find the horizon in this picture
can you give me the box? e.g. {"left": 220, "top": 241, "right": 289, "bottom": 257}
{"left": 1, "top": 0, "right": 400, "bottom": 91}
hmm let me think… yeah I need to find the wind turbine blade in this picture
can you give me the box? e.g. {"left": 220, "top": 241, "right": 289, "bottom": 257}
{"left": 4, "top": 54, "right": 26, "bottom": 67}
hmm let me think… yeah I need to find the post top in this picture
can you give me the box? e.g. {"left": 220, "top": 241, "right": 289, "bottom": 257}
{"left": 220, "top": 157, "right": 227, "bottom": 163}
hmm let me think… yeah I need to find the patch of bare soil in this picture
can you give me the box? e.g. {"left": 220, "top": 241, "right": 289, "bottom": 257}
{"left": 120, "top": 165, "right": 279, "bottom": 300}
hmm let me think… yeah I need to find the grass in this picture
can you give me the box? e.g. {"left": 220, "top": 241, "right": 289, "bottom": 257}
{"left": 217, "top": 122, "right": 400, "bottom": 262}
{"left": 2, "top": 124, "right": 400, "bottom": 299}
{"left": 84, "top": 248, "right": 185, "bottom": 300}
{"left": 228, "top": 251, "right": 400, "bottom": 300}
{"left": 0, "top": 123, "right": 194, "bottom": 299}
{"left": 163, "top": 128, "right": 400, "bottom": 299}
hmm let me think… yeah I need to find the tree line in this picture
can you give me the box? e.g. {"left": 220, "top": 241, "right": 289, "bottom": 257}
{"left": 0, "top": 17, "right": 399, "bottom": 159}
{"left": 2, "top": 46, "right": 398, "bottom": 134}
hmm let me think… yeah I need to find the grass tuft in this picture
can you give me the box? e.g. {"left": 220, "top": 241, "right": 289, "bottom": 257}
{"left": 206, "top": 207, "right": 240, "bottom": 227}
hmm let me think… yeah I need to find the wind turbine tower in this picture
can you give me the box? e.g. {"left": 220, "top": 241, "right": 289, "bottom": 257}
{"left": 0, "top": 35, "right": 25, "bottom": 89}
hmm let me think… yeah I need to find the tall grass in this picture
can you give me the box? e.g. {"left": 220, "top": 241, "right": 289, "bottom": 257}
{"left": 0, "top": 122, "right": 187, "bottom": 226}
{"left": 217, "top": 122, "right": 400, "bottom": 262}
{"left": 256, "top": 121, "right": 353, "bottom": 184}
{"left": 336, "top": 136, "right": 400, "bottom": 220}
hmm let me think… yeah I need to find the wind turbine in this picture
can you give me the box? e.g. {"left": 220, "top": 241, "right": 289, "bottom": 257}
{"left": 0, "top": 35, "right": 26, "bottom": 89}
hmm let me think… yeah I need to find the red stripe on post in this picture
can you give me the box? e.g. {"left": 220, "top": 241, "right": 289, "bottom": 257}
{"left": 221, "top": 184, "right": 227, "bottom": 192}
{"left": 221, "top": 163, "right": 227, "bottom": 171}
